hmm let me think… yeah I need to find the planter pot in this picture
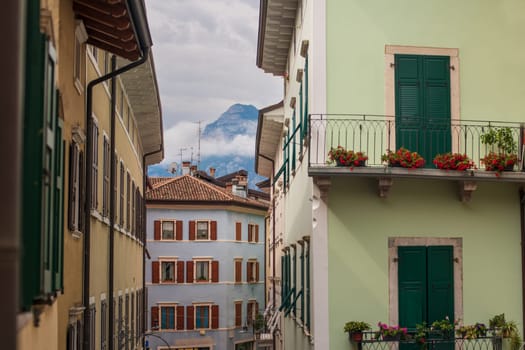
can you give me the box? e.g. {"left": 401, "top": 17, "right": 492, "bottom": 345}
{"left": 383, "top": 334, "right": 401, "bottom": 341}
{"left": 349, "top": 332, "right": 364, "bottom": 343}
{"left": 351, "top": 160, "right": 367, "bottom": 167}
{"left": 335, "top": 159, "right": 347, "bottom": 166}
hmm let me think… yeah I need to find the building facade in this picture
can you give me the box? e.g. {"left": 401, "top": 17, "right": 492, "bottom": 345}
{"left": 17, "top": 1, "right": 163, "bottom": 350}
{"left": 146, "top": 171, "right": 268, "bottom": 350}
{"left": 256, "top": 1, "right": 525, "bottom": 350}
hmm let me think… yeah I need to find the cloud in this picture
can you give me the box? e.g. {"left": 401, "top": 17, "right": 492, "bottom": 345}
{"left": 145, "top": 0, "right": 282, "bottom": 129}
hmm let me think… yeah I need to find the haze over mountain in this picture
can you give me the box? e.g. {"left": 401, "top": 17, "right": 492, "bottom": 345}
{"left": 148, "top": 104, "right": 266, "bottom": 189}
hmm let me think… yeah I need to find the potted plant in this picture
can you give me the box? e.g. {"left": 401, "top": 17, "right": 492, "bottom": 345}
{"left": 489, "top": 313, "right": 522, "bottom": 350}
{"left": 433, "top": 153, "right": 475, "bottom": 171}
{"left": 480, "top": 127, "right": 518, "bottom": 172}
{"left": 382, "top": 147, "right": 425, "bottom": 169}
{"left": 344, "top": 321, "right": 371, "bottom": 342}
{"left": 415, "top": 322, "right": 429, "bottom": 350}
{"left": 376, "top": 322, "right": 408, "bottom": 341}
{"left": 431, "top": 317, "right": 456, "bottom": 339}
{"left": 328, "top": 146, "right": 368, "bottom": 167}
{"left": 456, "top": 323, "right": 487, "bottom": 339}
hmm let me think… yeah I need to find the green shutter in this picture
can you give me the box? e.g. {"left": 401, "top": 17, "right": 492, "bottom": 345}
{"left": 292, "top": 110, "right": 296, "bottom": 171}
{"left": 53, "top": 115, "right": 65, "bottom": 291}
{"left": 427, "top": 246, "right": 454, "bottom": 323}
{"left": 302, "top": 57, "right": 309, "bottom": 139}
{"left": 398, "top": 246, "right": 427, "bottom": 330}
{"left": 395, "top": 55, "right": 451, "bottom": 165}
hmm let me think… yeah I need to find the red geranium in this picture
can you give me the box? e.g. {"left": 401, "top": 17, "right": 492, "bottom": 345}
{"left": 433, "top": 153, "right": 475, "bottom": 171}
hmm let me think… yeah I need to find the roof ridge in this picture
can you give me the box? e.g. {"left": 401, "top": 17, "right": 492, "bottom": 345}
{"left": 194, "top": 175, "right": 234, "bottom": 200}
{"left": 150, "top": 176, "right": 180, "bottom": 190}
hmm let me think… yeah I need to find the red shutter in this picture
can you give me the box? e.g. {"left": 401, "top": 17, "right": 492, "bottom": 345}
{"left": 211, "top": 305, "right": 219, "bottom": 329}
{"left": 235, "top": 222, "right": 242, "bottom": 241}
{"left": 189, "top": 221, "right": 195, "bottom": 240}
{"left": 186, "top": 305, "right": 194, "bottom": 330}
{"left": 235, "top": 260, "right": 242, "bottom": 283}
{"left": 255, "top": 261, "right": 260, "bottom": 282}
{"left": 210, "top": 221, "right": 217, "bottom": 240}
{"left": 176, "top": 220, "right": 183, "bottom": 240}
{"left": 235, "top": 302, "right": 242, "bottom": 327}
{"left": 255, "top": 302, "right": 259, "bottom": 316}
{"left": 246, "top": 262, "right": 252, "bottom": 282}
{"left": 176, "top": 306, "right": 185, "bottom": 330}
{"left": 255, "top": 225, "right": 259, "bottom": 243}
{"left": 154, "top": 220, "right": 161, "bottom": 240}
{"left": 247, "top": 302, "right": 253, "bottom": 325}
{"left": 211, "top": 261, "right": 219, "bottom": 283}
{"left": 248, "top": 226, "right": 253, "bottom": 242}
{"left": 177, "top": 261, "right": 185, "bottom": 284}
{"left": 152, "top": 261, "right": 159, "bottom": 284}
{"left": 151, "top": 306, "right": 159, "bottom": 329}
{"left": 186, "top": 261, "right": 194, "bottom": 283}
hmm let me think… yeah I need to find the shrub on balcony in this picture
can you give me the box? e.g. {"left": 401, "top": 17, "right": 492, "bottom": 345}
{"left": 481, "top": 153, "right": 517, "bottom": 172}
{"left": 382, "top": 148, "right": 425, "bottom": 169}
{"left": 344, "top": 321, "right": 371, "bottom": 342}
{"left": 489, "top": 313, "right": 522, "bottom": 350}
{"left": 433, "top": 153, "right": 475, "bottom": 171}
{"left": 480, "top": 127, "right": 518, "bottom": 173}
{"left": 376, "top": 322, "right": 408, "bottom": 341}
{"left": 327, "top": 146, "right": 368, "bottom": 167}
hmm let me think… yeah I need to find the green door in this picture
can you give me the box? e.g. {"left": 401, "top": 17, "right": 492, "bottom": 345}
{"left": 395, "top": 55, "right": 451, "bottom": 166}
{"left": 399, "top": 246, "right": 454, "bottom": 350}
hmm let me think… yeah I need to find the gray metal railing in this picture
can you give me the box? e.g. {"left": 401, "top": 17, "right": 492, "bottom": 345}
{"left": 308, "top": 114, "right": 523, "bottom": 169}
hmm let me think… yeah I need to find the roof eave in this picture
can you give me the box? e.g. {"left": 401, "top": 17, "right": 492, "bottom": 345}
{"left": 255, "top": 101, "right": 284, "bottom": 176}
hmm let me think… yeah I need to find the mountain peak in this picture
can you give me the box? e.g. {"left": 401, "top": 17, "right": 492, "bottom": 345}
{"left": 202, "top": 103, "right": 258, "bottom": 138}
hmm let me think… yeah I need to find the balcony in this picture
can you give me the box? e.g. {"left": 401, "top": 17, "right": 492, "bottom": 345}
{"left": 307, "top": 114, "right": 525, "bottom": 200}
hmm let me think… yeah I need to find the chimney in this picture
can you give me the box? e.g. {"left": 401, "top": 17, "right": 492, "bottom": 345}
{"left": 190, "top": 165, "right": 197, "bottom": 176}
{"left": 182, "top": 161, "right": 191, "bottom": 175}
{"left": 226, "top": 182, "right": 233, "bottom": 193}
{"left": 209, "top": 167, "right": 216, "bottom": 178}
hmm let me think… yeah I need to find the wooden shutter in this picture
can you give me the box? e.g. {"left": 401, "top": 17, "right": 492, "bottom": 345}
{"left": 186, "top": 306, "right": 194, "bottom": 330}
{"left": 235, "top": 260, "right": 242, "bottom": 283}
{"left": 210, "top": 221, "right": 217, "bottom": 240}
{"left": 427, "top": 246, "right": 454, "bottom": 323}
{"left": 186, "top": 261, "right": 194, "bottom": 283}
{"left": 176, "top": 306, "right": 185, "bottom": 330}
{"left": 152, "top": 261, "right": 159, "bottom": 284}
{"left": 176, "top": 220, "right": 183, "bottom": 240}
{"left": 235, "top": 302, "right": 242, "bottom": 327}
{"left": 68, "top": 143, "right": 77, "bottom": 231}
{"left": 151, "top": 306, "right": 159, "bottom": 329}
{"left": 211, "top": 305, "right": 219, "bottom": 329}
{"left": 189, "top": 221, "right": 195, "bottom": 240}
{"left": 255, "top": 261, "right": 260, "bottom": 282}
{"left": 255, "top": 225, "right": 259, "bottom": 243}
{"left": 153, "top": 220, "right": 161, "bottom": 240}
{"left": 398, "top": 246, "right": 426, "bottom": 329}
{"left": 247, "top": 262, "right": 252, "bottom": 282}
{"left": 235, "top": 222, "right": 242, "bottom": 241}
{"left": 177, "top": 261, "right": 185, "bottom": 284}
{"left": 247, "top": 302, "right": 253, "bottom": 325}
{"left": 211, "top": 261, "right": 219, "bottom": 282}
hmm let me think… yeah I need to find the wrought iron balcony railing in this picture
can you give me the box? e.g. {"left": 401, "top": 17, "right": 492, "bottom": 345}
{"left": 308, "top": 114, "right": 524, "bottom": 170}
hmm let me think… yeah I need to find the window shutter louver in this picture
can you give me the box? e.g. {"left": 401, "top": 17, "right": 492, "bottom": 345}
{"left": 210, "top": 221, "right": 217, "bottom": 240}
{"left": 211, "top": 261, "right": 219, "bottom": 282}
{"left": 189, "top": 221, "right": 195, "bottom": 240}
{"left": 176, "top": 220, "right": 183, "bottom": 240}
{"left": 247, "top": 303, "right": 253, "bottom": 325}
{"left": 211, "top": 305, "right": 219, "bottom": 329}
{"left": 235, "top": 303, "right": 242, "bottom": 327}
{"left": 256, "top": 261, "right": 260, "bottom": 282}
{"left": 235, "top": 260, "right": 242, "bottom": 283}
{"left": 176, "top": 306, "right": 185, "bottom": 330}
{"left": 68, "top": 143, "right": 76, "bottom": 231}
{"left": 177, "top": 261, "right": 185, "bottom": 284}
{"left": 186, "top": 261, "right": 194, "bottom": 283}
{"left": 154, "top": 220, "right": 160, "bottom": 240}
{"left": 247, "top": 262, "right": 252, "bottom": 282}
{"left": 151, "top": 306, "right": 159, "bottom": 329}
{"left": 255, "top": 225, "right": 259, "bottom": 243}
{"left": 152, "top": 261, "right": 159, "bottom": 284}
{"left": 235, "top": 222, "right": 242, "bottom": 241}
{"left": 78, "top": 150, "right": 85, "bottom": 233}
{"left": 186, "top": 306, "right": 194, "bottom": 330}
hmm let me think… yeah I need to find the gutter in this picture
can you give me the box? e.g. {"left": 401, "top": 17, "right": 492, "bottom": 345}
{"left": 520, "top": 188, "right": 525, "bottom": 338}
{"left": 83, "top": 45, "right": 151, "bottom": 350}
{"left": 255, "top": 0, "right": 267, "bottom": 69}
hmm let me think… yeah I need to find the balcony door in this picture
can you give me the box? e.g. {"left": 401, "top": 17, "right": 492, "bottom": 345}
{"left": 398, "top": 246, "right": 454, "bottom": 350}
{"left": 395, "top": 54, "right": 451, "bottom": 166}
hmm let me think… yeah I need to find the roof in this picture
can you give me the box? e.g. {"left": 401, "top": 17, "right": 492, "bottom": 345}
{"left": 146, "top": 175, "right": 269, "bottom": 210}
{"left": 216, "top": 170, "right": 249, "bottom": 183}
{"left": 256, "top": 0, "right": 299, "bottom": 75}
{"left": 255, "top": 101, "right": 284, "bottom": 178}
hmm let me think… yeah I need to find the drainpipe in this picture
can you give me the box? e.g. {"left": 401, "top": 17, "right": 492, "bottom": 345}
{"left": 520, "top": 188, "right": 525, "bottom": 338}
{"left": 142, "top": 146, "right": 162, "bottom": 343}
{"left": 83, "top": 48, "right": 150, "bottom": 350}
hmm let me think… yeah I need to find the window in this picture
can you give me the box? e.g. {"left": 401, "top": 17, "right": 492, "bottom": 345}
{"left": 131, "top": 181, "right": 136, "bottom": 236}
{"left": 119, "top": 86, "right": 124, "bottom": 118}
{"left": 113, "top": 153, "right": 118, "bottom": 223}
{"left": 195, "top": 305, "right": 210, "bottom": 329}
{"left": 130, "top": 293, "right": 135, "bottom": 349}
{"left": 118, "top": 296, "right": 123, "bottom": 349}
{"left": 248, "top": 224, "right": 259, "bottom": 243}
{"left": 247, "top": 260, "right": 259, "bottom": 283}
{"left": 154, "top": 220, "right": 181, "bottom": 240}
{"left": 126, "top": 172, "right": 131, "bottom": 231}
{"left": 247, "top": 300, "right": 258, "bottom": 326}
{"left": 162, "top": 221, "right": 174, "bottom": 239}
{"left": 161, "top": 261, "right": 175, "bottom": 283}
{"left": 197, "top": 221, "right": 209, "bottom": 240}
{"left": 119, "top": 162, "right": 124, "bottom": 227}
{"left": 73, "top": 21, "right": 87, "bottom": 92}
{"left": 88, "top": 304, "right": 96, "bottom": 350}
{"left": 161, "top": 306, "right": 175, "bottom": 330}
{"left": 195, "top": 261, "right": 209, "bottom": 282}
{"left": 125, "top": 294, "right": 129, "bottom": 350}
{"left": 235, "top": 222, "right": 242, "bottom": 241}
{"left": 235, "top": 302, "right": 242, "bottom": 327}
{"left": 90, "top": 121, "right": 99, "bottom": 210}
{"left": 90, "top": 45, "right": 98, "bottom": 62}
{"left": 101, "top": 300, "right": 107, "bottom": 350}
{"left": 66, "top": 319, "right": 83, "bottom": 350}
{"left": 234, "top": 259, "right": 242, "bottom": 283}
{"left": 102, "top": 136, "right": 110, "bottom": 217}
{"left": 68, "top": 141, "right": 84, "bottom": 234}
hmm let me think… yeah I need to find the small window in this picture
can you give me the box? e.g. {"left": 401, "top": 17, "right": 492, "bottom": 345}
{"left": 101, "top": 300, "right": 107, "bottom": 350}
{"left": 195, "top": 305, "right": 210, "bottom": 329}
{"left": 90, "top": 122, "right": 99, "bottom": 210}
{"left": 196, "top": 221, "right": 209, "bottom": 240}
{"left": 195, "top": 261, "right": 210, "bottom": 282}
{"left": 248, "top": 224, "right": 258, "bottom": 243}
{"left": 162, "top": 221, "right": 175, "bottom": 240}
{"left": 90, "top": 45, "right": 98, "bottom": 62}
{"left": 161, "top": 261, "right": 175, "bottom": 283}
{"left": 161, "top": 306, "right": 176, "bottom": 330}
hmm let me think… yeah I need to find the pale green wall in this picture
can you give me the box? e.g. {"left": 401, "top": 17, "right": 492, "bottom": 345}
{"left": 326, "top": 0, "right": 525, "bottom": 121}
{"left": 328, "top": 177, "right": 522, "bottom": 349}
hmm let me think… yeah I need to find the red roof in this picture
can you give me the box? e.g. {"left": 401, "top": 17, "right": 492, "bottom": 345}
{"left": 146, "top": 175, "right": 269, "bottom": 210}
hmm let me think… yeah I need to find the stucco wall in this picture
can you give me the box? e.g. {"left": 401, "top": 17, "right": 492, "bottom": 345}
{"left": 328, "top": 177, "right": 523, "bottom": 350}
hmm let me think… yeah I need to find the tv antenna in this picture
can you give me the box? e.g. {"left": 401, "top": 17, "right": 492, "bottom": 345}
{"left": 193, "top": 121, "right": 202, "bottom": 168}
{"left": 178, "top": 147, "right": 187, "bottom": 175}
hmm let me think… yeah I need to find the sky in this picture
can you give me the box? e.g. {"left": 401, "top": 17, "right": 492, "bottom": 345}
{"left": 144, "top": 0, "right": 282, "bottom": 164}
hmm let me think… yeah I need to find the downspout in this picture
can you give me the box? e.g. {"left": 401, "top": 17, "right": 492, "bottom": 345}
{"left": 142, "top": 146, "right": 162, "bottom": 344}
{"left": 520, "top": 188, "right": 525, "bottom": 338}
{"left": 108, "top": 54, "right": 117, "bottom": 350}
{"left": 83, "top": 48, "right": 150, "bottom": 350}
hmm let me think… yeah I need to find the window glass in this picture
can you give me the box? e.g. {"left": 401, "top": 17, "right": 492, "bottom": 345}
{"left": 196, "top": 261, "right": 209, "bottom": 282}
{"left": 197, "top": 221, "right": 209, "bottom": 240}
{"left": 161, "top": 261, "right": 175, "bottom": 282}
{"left": 162, "top": 221, "right": 174, "bottom": 240}
{"left": 195, "top": 306, "right": 209, "bottom": 329}
{"left": 161, "top": 306, "right": 175, "bottom": 329}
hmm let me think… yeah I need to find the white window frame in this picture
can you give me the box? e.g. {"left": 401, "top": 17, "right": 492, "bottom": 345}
{"left": 196, "top": 220, "right": 210, "bottom": 240}
{"left": 247, "top": 260, "right": 258, "bottom": 283}
{"left": 161, "top": 220, "right": 177, "bottom": 240}
{"left": 159, "top": 258, "right": 177, "bottom": 284}
{"left": 73, "top": 20, "right": 87, "bottom": 94}
{"left": 194, "top": 259, "right": 211, "bottom": 283}
{"left": 194, "top": 304, "right": 212, "bottom": 330}
{"left": 69, "top": 140, "right": 81, "bottom": 236}
{"left": 158, "top": 303, "right": 178, "bottom": 331}
{"left": 248, "top": 223, "right": 257, "bottom": 243}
